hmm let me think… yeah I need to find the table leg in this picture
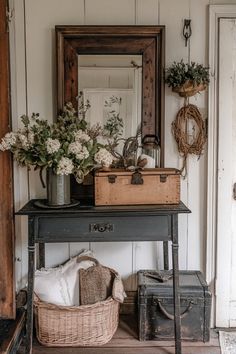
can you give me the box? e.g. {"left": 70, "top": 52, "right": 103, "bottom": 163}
{"left": 38, "top": 243, "right": 45, "bottom": 269}
{"left": 25, "top": 218, "right": 35, "bottom": 354}
{"left": 163, "top": 241, "right": 169, "bottom": 270}
{"left": 171, "top": 214, "right": 181, "bottom": 354}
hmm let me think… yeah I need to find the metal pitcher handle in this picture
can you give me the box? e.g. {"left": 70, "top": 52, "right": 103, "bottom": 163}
{"left": 154, "top": 297, "right": 194, "bottom": 321}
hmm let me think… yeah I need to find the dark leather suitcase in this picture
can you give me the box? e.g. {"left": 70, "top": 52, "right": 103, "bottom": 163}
{"left": 138, "top": 270, "right": 211, "bottom": 342}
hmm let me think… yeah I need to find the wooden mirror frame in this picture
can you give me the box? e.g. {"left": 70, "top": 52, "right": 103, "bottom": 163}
{"left": 56, "top": 25, "right": 165, "bottom": 166}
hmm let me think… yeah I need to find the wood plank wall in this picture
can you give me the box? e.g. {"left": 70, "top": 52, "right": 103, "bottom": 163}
{"left": 10, "top": 0, "right": 236, "bottom": 292}
{"left": 0, "top": 0, "right": 15, "bottom": 318}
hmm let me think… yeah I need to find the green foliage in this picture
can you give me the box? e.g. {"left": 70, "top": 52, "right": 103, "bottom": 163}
{"left": 165, "top": 60, "right": 210, "bottom": 88}
{"left": 0, "top": 102, "right": 109, "bottom": 181}
{"left": 104, "top": 96, "right": 124, "bottom": 138}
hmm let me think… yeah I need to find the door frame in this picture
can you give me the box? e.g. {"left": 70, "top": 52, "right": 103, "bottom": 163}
{"left": 0, "top": 0, "right": 15, "bottom": 319}
{"left": 207, "top": 4, "right": 236, "bottom": 327}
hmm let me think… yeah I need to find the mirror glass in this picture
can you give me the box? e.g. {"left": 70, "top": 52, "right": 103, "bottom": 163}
{"left": 78, "top": 55, "right": 142, "bottom": 140}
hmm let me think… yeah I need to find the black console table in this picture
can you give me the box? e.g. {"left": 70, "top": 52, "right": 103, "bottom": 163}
{"left": 16, "top": 200, "right": 190, "bottom": 354}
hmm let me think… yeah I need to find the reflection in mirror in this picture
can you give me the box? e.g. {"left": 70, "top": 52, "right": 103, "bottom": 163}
{"left": 78, "top": 55, "right": 142, "bottom": 142}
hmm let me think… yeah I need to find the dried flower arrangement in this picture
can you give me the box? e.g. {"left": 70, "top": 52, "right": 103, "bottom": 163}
{"left": 102, "top": 96, "right": 145, "bottom": 169}
{"left": 0, "top": 98, "right": 113, "bottom": 183}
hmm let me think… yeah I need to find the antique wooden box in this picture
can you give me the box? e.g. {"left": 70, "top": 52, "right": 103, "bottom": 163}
{"left": 138, "top": 270, "right": 211, "bottom": 342}
{"left": 94, "top": 168, "right": 180, "bottom": 206}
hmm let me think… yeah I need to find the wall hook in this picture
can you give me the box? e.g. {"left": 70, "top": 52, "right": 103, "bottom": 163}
{"left": 183, "top": 19, "right": 192, "bottom": 47}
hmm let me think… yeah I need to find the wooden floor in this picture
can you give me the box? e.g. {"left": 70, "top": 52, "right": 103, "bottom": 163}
{"left": 18, "top": 316, "right": 220, "bottom": 354}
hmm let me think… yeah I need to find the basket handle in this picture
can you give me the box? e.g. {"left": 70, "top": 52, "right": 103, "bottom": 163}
{"left": 77, "top": 255, "right": 119, "bottom": 278}
{"left": 77, "top": 255, "right": 100, "bottom": 266}
{"left": 154, "top": 297, "right": 194, "bottom": 320}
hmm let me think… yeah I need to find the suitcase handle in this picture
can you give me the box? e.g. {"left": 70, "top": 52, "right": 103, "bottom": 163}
{"left": 154, "top": 297, "right": 194, "bottom": 320}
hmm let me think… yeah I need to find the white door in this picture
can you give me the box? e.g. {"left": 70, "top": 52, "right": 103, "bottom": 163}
{"left": 216, "top": 18, "right": 236, "bottom": 327}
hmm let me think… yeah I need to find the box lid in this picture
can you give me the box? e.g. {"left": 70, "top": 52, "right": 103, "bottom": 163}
{"left": 138, "top": 270, "right": 208, "bottom": 297}
{"left": 95, "top": 168, "right": 180, "bottom": 177}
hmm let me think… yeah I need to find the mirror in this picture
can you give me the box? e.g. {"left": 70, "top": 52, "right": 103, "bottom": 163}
{"left": 78, "top": 54, "right": 142, "bottom": 142}
{"left": 56, "top": 25, "right": 165, "bottom": 166}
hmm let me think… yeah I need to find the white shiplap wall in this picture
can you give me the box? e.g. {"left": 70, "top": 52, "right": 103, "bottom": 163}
{"left": 10, "top": 0, "right": 232, "bottom": 291}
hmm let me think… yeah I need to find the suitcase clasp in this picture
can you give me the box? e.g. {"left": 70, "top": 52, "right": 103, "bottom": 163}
{"left": 108, "top": 175, "right": 117, "bottom": 184}
{"left": 131, "top": 171, "right": 144, "bottom": 185}
{"left": 160, "top": 174, "right": 167, "bottom": 183}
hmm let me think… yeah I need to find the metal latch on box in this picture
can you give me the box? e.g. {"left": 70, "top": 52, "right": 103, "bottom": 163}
{"left": 160, "top": 174, "right": 167, "bottom": 183}
{"left": 107, "top": 172, "right": 144, "bottom": 185}
{"left": 108, "top": 175, "right": 117, "bottom": 183}
{"left": 131, "top": 171, "right": 143, "bottom": 185}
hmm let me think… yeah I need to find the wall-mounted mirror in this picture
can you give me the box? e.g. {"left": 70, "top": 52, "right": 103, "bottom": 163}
{"left": 56, "top": 25, "right": 165, "bottom": 165}
{"left": 78, "top": 54, "right": 142, "bottom": 144}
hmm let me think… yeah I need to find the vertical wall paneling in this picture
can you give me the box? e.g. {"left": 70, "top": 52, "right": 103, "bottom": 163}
{"left": 136, "top": 0, "right": 159, "bottom": 25}
{"left": 159, "top": 0, "right": 189, "bottom": 270}
{"left": 85, "top": 0, "right": 136, "bottom": 25}
{"left": 24, "top": 0, "right": 85, "bottom": 268}
{"left": 134, "top": 0, "right": 160, "bottom": 273}
{"left": 25, "top": 0, "right": 85, "bottom": 198}
{"left": 188, "top": 0, "right": 209, "bottom": 272}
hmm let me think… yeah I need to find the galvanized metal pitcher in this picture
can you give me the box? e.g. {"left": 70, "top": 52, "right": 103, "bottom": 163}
{"left": 46, "top": 168, "right": 71, "bottom": 206}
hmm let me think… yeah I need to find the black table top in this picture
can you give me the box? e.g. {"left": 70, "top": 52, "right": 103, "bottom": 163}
{"left": 15, "top": 199, "right": 191, "bottom": 216}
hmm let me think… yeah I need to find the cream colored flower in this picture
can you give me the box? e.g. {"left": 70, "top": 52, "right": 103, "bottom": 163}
{"left": 68, "top": 141, "right": 82, "bottom": 155}
{"left": 0, "top": 132, "right": 17, "bottom": 151}
{"left": 74, "top": 130, "right": 90, "bottom": 143}
{"left": 94, "top": 148, "right": 113, "bottom": 167}
{"left": 46, "top": 138, "right": 61, "bottom": 154}
{"left": 18, "top": 134, "right": 29, "bottom": 149}
{"left": 57, "top": 157, "right": 74, "bottom": 175}
{"left": 76, "top": 146, "right": 89, "bottom": 160}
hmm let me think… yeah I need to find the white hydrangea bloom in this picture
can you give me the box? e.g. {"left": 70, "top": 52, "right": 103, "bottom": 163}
{"left": 18, "top": 134, "right": 29, "bottom": 149}
{"left": 57, "top": 157, "right": 74, "bottom": 175}
{"left": 94, "top": 148, "right": 113, "bottom": 167}
{"left": 74, "top": 130, "right": 90, "bottom": 143}
{"left": 0, "top": 132, "right": 17, "bottom": 151}
{"left": 28, "top": 132, "right": 35, "bottom": 145}
{"left": 68, "top": 142, "right": 89, "bottom": 160}
{"left": 68, "top": 141, "right": 82, "bottom": 155}
{"left": 46, "top": 138, "right": 60, "bottom": 154}
{"left": 76, "top": 146, "right": 89, "bottom": 160}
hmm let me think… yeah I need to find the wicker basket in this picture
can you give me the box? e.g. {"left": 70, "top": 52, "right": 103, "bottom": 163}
{"left": 34, "top": 295, "right": 119, "bottom": 347}
{"left": 172, "top": 80, "right": 207, "bottom": 97}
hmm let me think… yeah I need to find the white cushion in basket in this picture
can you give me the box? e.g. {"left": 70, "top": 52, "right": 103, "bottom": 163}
{"left": 34, "top": 249, "right": 95, "bottom": 306}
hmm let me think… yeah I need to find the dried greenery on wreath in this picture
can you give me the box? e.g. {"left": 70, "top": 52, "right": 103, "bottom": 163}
{"left": 172, "top": 104, "right": 206, "bottom": 178}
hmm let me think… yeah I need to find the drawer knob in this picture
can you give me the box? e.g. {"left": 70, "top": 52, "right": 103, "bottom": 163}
{"left": 90, "top": 223, "right": 114, "bottom": 233}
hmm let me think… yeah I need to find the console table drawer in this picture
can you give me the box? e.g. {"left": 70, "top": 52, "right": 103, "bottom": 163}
{"left": 36, "top": 215, "right": 171, "bottom": 242}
